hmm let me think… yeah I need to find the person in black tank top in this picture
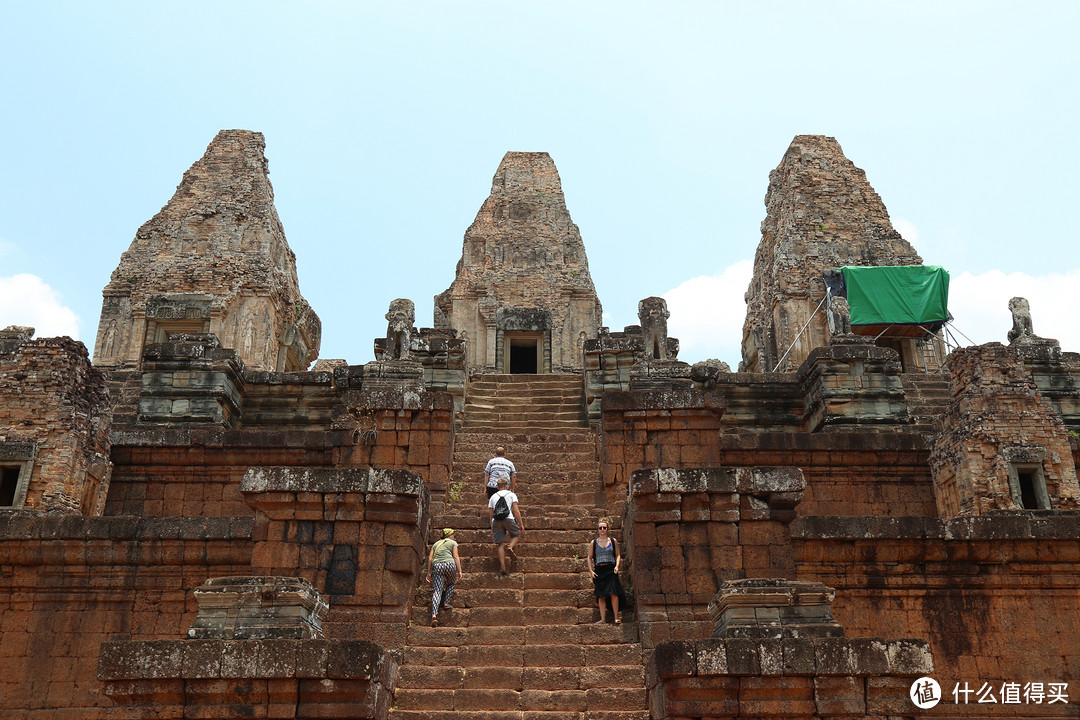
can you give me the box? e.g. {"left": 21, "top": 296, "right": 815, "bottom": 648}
{"left": 587, "top": 516, "right": 624, "bottom": 624}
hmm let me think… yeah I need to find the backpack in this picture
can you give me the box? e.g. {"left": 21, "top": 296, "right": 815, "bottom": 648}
{"left": 493, "top": 492, "right": 511, "bottom": 521}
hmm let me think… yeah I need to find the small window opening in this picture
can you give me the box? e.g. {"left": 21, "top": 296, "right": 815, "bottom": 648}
{"left": 1017, "top": 471, "right": 1041, "bottom": 510}
{"left": 1009, "top": 463, "right": 1050, "bottom": 510}
{"left": 1, "top": 466, "right": 21, "bottom": 507}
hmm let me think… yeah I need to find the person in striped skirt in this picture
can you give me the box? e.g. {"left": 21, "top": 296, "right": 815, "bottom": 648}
{"left": 425, "top": 527, "right": 463, "bottom": 627}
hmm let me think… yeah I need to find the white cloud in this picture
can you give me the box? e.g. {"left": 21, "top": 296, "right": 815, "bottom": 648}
{"left": 947, "top": 269, "right": 1080, "bottom": 352}
{"left": 0, "top": 274, "right": 81, "bottom": 340}
{"left": 662, "top": 259, "right": 753, "bottom": 368}
{"left": 0, "top": 237, "right": 19, "bottom": 260}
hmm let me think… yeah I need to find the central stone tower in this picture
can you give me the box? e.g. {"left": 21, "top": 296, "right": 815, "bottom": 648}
{"left": 435, "top": 152, "right": 602, "bottom": 374}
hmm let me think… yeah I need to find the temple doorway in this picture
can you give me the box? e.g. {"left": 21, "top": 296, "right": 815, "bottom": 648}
{"left": 504, "top": 333, "right": 542, "bottom": 374}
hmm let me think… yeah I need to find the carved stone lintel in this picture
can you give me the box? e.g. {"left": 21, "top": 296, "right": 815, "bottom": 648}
{"left": 360, "top": 360, "right": 425, "bottom": 393}
{"left": 629, "top": 358, "right": 692, "bottom": 391}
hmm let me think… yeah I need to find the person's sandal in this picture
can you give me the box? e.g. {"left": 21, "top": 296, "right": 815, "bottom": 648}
{"left": 431, "top": 616, "right": 438, "bottom": 627}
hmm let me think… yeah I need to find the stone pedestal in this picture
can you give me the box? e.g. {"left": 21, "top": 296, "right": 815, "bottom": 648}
{"left": 374, "top": 329, "right": 467, "bottom": 415}
{"left": 188, "top": 576, "right": 328, "bottom": 640}
{"left": 629, "top": 358, "right": 693, "bottom": 392}
{"left": 707, "top": 579, "right": 843, "bottom": 639}
{"left": 99, "top": 639, "right": 396, "bottom": 720}
{"left": 360, "top": 360, "right": 425, "bottom": 393}
{"left": 138, "top": 333, "right": 244, "bottom": 426}
{"left": 797, "top": 337, "right": 907, "bottom": 432}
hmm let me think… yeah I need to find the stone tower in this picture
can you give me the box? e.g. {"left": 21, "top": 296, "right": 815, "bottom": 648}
{"left": 435, "top": 152, "right": 602, "bottom": 373}
{"left": 740, "top": 135, "right": 923, "bottom": 372}
{"left": 93, "top": 130, "right": 320, "bottom": 372}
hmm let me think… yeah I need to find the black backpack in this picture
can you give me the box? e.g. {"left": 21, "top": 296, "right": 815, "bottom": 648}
{"left": 493, "top": 492, "right": 511, "bottom": 520}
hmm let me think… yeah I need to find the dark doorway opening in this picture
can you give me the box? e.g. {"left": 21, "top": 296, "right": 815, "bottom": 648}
{"left": 1, "top": 466, "right": 21, "bottom": 507}
{"left": 1017, "top": 470, "right": 1040, "bottom": 510}
{"left": 509, "top": 338, "right": 539, "bottom": 374}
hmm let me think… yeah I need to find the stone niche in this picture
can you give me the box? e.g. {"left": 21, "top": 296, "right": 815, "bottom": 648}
{"left": 435, "top": 152, "right": 602, "bottom": 374}
{"left": 0, "top": 328, "right": 112, "bottom": 514}
{"left": 94, "top": 129, "right": 321, "bottom": 372}
{"left": 930, "top": 343, "right": 1079, "bottom": 519}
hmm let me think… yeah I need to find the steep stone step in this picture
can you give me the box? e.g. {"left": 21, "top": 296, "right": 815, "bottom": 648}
{"left": 406, "top": 606, "right": 596, "bottom": 628}
{"left": 391, "top": 374, "right": 645, "bottom": 720}
{"left": 454, "top": 439, "right": 595, "bottom": 452}
{"left": 392, "top": 689, "right": 649, "bottom": 715}
{"left": 406, "top": 625, "right": 637, "bottom": 648}
{"left": 455, "top": 431, "right": 596, "bottom": 443}
{"left": 432, "top": 514, "right": 607, "bottom": 533}
{"left": 463, "top": 410, "right": 586, "bottom": 421}
{"left": 392, "top": 711, "right": 649, "bottom": 720}
{"left": 464, "top": 392, "right": 584, "bottom": 402}
{"left": 462, "top": 421, "right": 589, "bottom": 432}
{"left": 453, "top": 453, "right": 596, "bottom": 465}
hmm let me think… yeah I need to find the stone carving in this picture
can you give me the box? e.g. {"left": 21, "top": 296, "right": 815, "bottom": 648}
{"left": 384, "top": 298, "right": 415, "bottom": 360}
{"left": 638, "top": 296, "right": 670, "bottom": 361}
{"left": 695, "top": 358, "right": 732, "bottom": 373}
{"left": 827, "top": 294, "right": 852, "bottom": 336}
{"left": 1008, "top": 296, "right": 1034, "bottom": 344}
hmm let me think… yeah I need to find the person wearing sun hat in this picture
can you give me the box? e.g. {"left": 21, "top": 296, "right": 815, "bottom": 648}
{"left": 425, "top": 527, "right": 463, "bottom": 627}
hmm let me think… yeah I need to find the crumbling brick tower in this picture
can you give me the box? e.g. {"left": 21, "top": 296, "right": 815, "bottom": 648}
{"left": 435, "top": 152, "right": 602, "bottom": 374}
{"left": 93, "top": 130, "right": 321, "bottom": 372}
{"left": 741, "top": 135, "right": 928, "bottom": 373}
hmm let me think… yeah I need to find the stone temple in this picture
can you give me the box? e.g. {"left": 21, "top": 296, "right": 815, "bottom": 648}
{"left": 1, "top": 131, "right": 1077, "bottom": 719}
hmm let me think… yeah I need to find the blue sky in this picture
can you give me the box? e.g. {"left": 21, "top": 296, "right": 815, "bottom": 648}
{"left": 1, "top": 1, "right": 1077, "bottom": 368}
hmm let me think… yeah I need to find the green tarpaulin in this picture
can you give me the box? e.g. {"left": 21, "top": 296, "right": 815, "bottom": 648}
{"left": 840, "top": 265, "right": 949, "bottom": 326}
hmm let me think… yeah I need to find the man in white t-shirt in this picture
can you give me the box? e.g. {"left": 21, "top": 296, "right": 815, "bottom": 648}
{"left": 484, "top": 446, "right": 517, "bottom": 498}
{"left": 488, "top": 477, "right": 524, "bottom": 575}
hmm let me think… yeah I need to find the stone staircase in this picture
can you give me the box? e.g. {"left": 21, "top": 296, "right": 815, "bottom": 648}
{"left": 461, "top": 374, "right": 589, "bottom": 432}
{"left": 389, "top": 374, "right": 648, "bottom": 720}
{"left": 902, "top": 373, "right": 952, "bottom": 433}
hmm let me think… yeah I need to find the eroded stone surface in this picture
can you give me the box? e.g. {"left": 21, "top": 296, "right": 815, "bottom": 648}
{"left": 94, "top": 130, "right": 320, "bottom": 372}
{"left": 0, "top": 335, "right": 112, "bottom": 514}
{"left": 930, "top": 343, "right": 1079, "bottom": 518}
{"left": 741, "top": 136, "right": 923, "bottom": 373}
